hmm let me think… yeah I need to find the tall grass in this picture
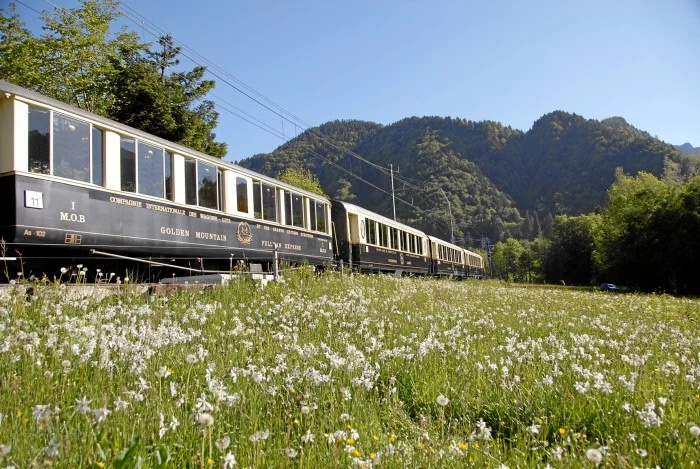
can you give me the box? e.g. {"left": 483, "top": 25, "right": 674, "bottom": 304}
{"left": 0, "top": 273, "right": 698, "bottom": 467}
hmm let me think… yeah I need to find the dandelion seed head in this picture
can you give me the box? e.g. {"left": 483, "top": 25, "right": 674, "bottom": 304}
{"left": 215, "top": 435, "right": 231, "bottom": 451}
{"left": 690, "top": 424, "right": 700, "bottom": 438}
{"left": 436, "top": 394, "right": 449, "bottom": 406}
{"left": 195, "top": 412, "right": 214, "bottom": 427}
{"left": 585, "top": 448, "right": 603, "bottom": 465}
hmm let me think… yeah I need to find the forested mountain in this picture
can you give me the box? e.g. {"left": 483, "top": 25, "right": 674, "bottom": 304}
{"left": 675, "top": 143, "right": 700, "bottom": 155}
{"left": 239, "top": 113, "right": 700, "bottom": 245}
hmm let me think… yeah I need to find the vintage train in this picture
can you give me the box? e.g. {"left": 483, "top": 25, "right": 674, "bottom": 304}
{"left": 0, "top": 80, "right": 483, "bottom": 282}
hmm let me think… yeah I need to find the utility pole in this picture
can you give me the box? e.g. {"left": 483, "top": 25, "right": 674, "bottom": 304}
{"left": 390, "top": 164, "right": 397, "bottom": 221}
{"left": 439, "top": 188, "right": 455, "bottom": 244}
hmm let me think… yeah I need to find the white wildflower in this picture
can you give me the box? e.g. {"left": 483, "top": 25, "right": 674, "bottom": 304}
{"left": 93, "top": 407, "right": 111, "bottom": 424}
{"left": 527, "top": 423, "right": 541, "bottom": 435}
{"left": 75, "top": 396, "right": 92, "bottom": 414}
{"left": 222, "top": 452, "right": 237, "bottom": 468}
{"left": 436, "top": 394, "right": 449, "bottom": 406}
{"left": 301, "top": 429, "right": 315, "bottom": 444}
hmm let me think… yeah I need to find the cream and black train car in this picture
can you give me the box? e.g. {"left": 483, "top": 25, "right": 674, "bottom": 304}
{"left": 331, "top": 200, "right": 431, "bottom": 275}
{"left": 0, "top": 80, "right": 333, "bottom": 279}
{"left": 427, "top": 236, "right": 469, "bottom": 278}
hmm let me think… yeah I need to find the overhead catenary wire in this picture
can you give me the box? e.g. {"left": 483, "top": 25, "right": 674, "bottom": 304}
{"left": 28, "top": 0, "right": 461, "bottom": 238}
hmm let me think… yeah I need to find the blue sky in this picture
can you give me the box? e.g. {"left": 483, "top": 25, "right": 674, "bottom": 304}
{"left": 7, "top": 0, "right": 700, "bottom": 162}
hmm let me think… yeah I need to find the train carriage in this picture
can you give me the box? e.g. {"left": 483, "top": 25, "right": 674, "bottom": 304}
{"left": 464, "top": 248, "right": 485, "bottom": 278}
{"left": 331, "top": 200, "right": 430, "bottom": 275}
{"left": 427, "top": 236, "right": 468, "bottom": 278}
{"left": 0, "top": 80, "right": 333, "bottom": 279}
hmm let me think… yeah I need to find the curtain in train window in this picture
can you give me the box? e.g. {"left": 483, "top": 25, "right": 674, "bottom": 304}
{"left": 53, "top": 113, "right": 90, "bottom": 182}
{"left": 137, "top": 142, "right": 164, "bottom": 198}
{"left": 184, "top": 158, "right": 197, "bottom": 205}
{"left": 28, "top": 107, "right": 50, "bottom": 174}
{"left": 197, "top": 161, "right": 218, "bottom": 210}
{"left": 236, "top": 177, "right": 248, "bottom": 212}
{"left": 120, "top": 138, "right": 136, "bottom": 192}
{"left": 92, "top": 127, "right": 103, "bottom": 186}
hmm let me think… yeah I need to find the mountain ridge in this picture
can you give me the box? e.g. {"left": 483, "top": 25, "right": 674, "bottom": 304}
{"left": 238, "top": 112, "right": 699, "bottom": 245}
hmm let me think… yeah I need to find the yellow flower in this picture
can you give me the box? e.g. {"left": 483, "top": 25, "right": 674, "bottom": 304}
{"left": 293, "top": 419, "right": 300, "bottom": 425}
{"left": 370, "top": 453, "right": 377, "bottom": 459}
{"left": 457, "top": 441, "right": 468, "bottom": 450}
{"left": 346, "top": 438, "right": 355, "bottom": 445}
{"left": 350, "top": 449, "right": 361, "bottom": 457}
{"left": 96, "top": 462, "right": 105, "bottom": 468}
{"left": 389, "top": 435, "right": 397, "bottom": 443}
{"left": 207, "top": 458, "right": 215, "bottom": 466}
{"left": 559, "top": 427, "right": 566, "bottom": 435}
{"left": 373, "top": 435, "right": 379, "bottom": 441}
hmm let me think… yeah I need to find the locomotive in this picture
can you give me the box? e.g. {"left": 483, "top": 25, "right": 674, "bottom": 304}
{"left": 0, "top": 80, "right": 483, "bottom": 282}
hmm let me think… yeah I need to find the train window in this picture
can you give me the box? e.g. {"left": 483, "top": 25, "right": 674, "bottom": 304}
{"left": 378, "top": 223, "right": 388, "bottom": 247}
{"left": 197, "top": 161, "right": 218, "bottom": 210}
{"left": 120, "top": 138, "right": 136, "bottom": 192}
{"left": 164, "top": 152, "right": 173, "bottom": 201}
{"left": 184, "top": 158, "right": 197, "bottom": 205}
{"left": 402, "top": 232, "right": 409, "bottom": 253}
{"left": 28, "top": 107, "right": 50, "bottom": 175}
{"left": 308, "top": 198, "right": 317, "bottom": 231}
{"left": 236, "top": 177, "right": 248, "bottom": 212}
{"left": 53, "top": 114, "right": 90, "bottom": 182}
{"left": 137, "top": 142, "right": 164, "bottom": 198}
{"left": 392, "top": 228, "right": 401, "bottom": 251}
{"left": 217, "top": 169, "right": 224, "bottom": 212}
{"left": 316, "top": 202, "right": 327, "bottom": 233}
{"left": 367, "top": 219, "right": 377, "bottom": 245}
{"left": 284, "top": 192, "right": 293, "bottom": 226}
{"left": 253, "top": 181, "right": 262, "bottom": 218}
{"left": 92, "top": 127, "right": 103, "bottom": 186}
{"left": 262, "top": 183, "right": 277, "bottom": 222}
{"left": 292, "top": 193, "right": 304, "bottom": 228}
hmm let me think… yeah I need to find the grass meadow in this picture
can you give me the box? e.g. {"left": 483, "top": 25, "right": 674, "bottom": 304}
{"left": 0, "top": 272, "right": 698, "bottom": 468}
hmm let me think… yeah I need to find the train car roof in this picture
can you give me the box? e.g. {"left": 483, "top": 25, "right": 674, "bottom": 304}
{"left": 331, "top": 200, "right": 427, "bottom": 237}
{"left": 463, "top": 248, "right": 483, "bottom": 259}
{"left": 0, "top": 79, "right": 329, "bottom": 202}
{"left": 426, "top": 235, "right": 466, "bottom": 252}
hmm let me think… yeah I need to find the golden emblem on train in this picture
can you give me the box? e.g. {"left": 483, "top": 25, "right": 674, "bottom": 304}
{"left": 237, "top": 222, "right": 253, "bottom": 245}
